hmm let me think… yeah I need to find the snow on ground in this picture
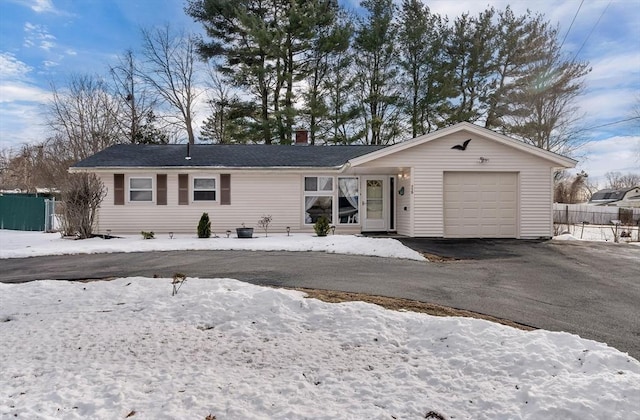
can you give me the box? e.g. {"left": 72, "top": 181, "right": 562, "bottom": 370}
{"left": 2, "top": 229, "right": 638, "bottom": 417}
{"left": 0, "top": 230, "right": 425, "bottom": 261}
{"left": 553, "top": 224, "right": 640, "bottom": 245}
{"left": 1, "top": 277, "right": 638, "bottom": 419}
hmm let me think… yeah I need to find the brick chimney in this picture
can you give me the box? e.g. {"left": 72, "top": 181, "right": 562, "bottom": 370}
{"left": 295, "top": 129, "right": 308, "bottom": 145}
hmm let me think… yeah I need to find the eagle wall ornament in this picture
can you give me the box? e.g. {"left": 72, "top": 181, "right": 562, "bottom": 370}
{"left": 451, "top": 139, "right": 472, "bottom": 151}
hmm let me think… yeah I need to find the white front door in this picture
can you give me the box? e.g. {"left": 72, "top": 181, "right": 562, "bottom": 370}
{"left": 362, "top": 177, "right": 386, "bottom": 231}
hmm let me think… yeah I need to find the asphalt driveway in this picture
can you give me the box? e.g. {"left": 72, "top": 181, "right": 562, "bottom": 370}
{"left": 1, "top": 239, "right": 639, "bottom": 359}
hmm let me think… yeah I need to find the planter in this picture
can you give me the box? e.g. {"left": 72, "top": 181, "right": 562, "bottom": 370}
{"left": 236, "top": 227, "right": 254, "bottom": 238}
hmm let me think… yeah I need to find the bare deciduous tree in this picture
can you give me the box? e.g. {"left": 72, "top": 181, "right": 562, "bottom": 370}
{"left": 60, "top": 173, "right": 106, "bottom": 239}
{"left": 110, "top": 49, "right": 168, "bottom": 144}
{"left": 47, "top": 74, "right": 122, "bottom": 161}
{"left": 604, "top": 171, "right": 640, "bottom": 189}
{"left": 554, "top": 170, "right": 590, "bottom": 203}
{"left": 140, "top": 24, "right": 200, "bottom": 144}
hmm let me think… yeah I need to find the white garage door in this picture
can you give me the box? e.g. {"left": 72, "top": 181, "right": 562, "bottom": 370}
{"left": 444, "top": 172, "right": 518, "bottom": 238}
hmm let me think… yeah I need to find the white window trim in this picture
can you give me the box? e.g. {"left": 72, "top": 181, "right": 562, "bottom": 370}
{"left": 191, "top": 175, "right": 218, "bottom": 203}
{"left": 337, "top": 176, "right": 360, "bottom": 225}
{"left": 303, "top": 175, "right": 335, "bottom": 225}
{"left": 128, "top": 175, "right": 154, "bottom": 203}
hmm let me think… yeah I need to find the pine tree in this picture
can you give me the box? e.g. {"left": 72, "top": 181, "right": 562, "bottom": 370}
{"left": 353, "top": 0, "right": 401, "bottom": 145}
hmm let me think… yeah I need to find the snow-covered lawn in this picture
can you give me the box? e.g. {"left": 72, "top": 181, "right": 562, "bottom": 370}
{"left": 0, "top": 230, "right": 425, "bottom": 261}
{"left": 1, "top": 229, "right": 639, "bottom": 418}
{"left": 1, "top": 277, "right": 639, "bottom": 419}
{"left": 554, "top": 223, "right": 640, "bottom": 244}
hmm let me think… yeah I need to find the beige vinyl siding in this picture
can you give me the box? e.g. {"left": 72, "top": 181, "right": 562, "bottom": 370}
{"left": 356, "top": 132, "right": 557, "bottom": 238}
{"left": 395, "top": 171, "right": 413, "bottom": 236}
{"left": 95, "top": 172, "right": 302, "bottom": 234}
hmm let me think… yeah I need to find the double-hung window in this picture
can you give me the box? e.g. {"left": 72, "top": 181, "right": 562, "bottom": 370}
{"left": 193, "top": 177, "right": 216, "bottom": 201}
{"left": 129, "top": 177, "right": 153, "bottom": 202}
{"left": 304, "top": 176, "right": 333, "bottom": 224}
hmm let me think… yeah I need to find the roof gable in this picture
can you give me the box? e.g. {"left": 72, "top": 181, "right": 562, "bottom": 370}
{"left": 72, "top": 143, "right": 387, "bottom": 170}
{"left": 348, "top": 122, "right": 577, "bottom": 168}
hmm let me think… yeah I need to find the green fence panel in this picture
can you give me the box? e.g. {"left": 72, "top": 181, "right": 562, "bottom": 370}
{"left": 0, "top": 195, "right": 46, "bottom": 231}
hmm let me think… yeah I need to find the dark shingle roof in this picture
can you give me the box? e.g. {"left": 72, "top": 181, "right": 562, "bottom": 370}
{"left": 589, "top": 186, "right": 640, "bottom": 203}
{"left": 72, "top": 144, "right": 387, "bottom": 169}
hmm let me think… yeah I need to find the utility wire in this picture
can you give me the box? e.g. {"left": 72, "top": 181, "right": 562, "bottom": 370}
{"left": 574, "top": 116, "right": 640, "bottom": 133}
{"left": 572, "top": 0, "right": 612, "bottom": 62}
{"left": 560, "top": 0, "right": 584, "bottom": 51}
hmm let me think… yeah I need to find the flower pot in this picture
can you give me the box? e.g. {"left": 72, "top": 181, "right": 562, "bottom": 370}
{"left": 236, "top": 227, "right": 254, "bottom": 238}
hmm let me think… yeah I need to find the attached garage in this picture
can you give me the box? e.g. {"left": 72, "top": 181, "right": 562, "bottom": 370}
{"left": 443, "top": 172, "right": 518, "bottom": 238}
{"left": 348, "top": 122, "right": 577, "bottom": 239}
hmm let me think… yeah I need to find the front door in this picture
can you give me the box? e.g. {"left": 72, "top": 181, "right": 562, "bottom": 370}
{"left": 362, "top": 177, "right": 386, "bottom": 231}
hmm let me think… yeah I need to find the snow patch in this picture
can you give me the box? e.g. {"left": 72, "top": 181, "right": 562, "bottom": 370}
{"left": 0, "top": 277, "right": 638, "bottom": 418}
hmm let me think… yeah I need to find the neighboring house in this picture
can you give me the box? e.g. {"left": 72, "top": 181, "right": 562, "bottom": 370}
{"left": 588, "top": 186, "right": 640, "bottom": 208}
{"left": 70, "top": 122, "right": 576, "bottom": 238}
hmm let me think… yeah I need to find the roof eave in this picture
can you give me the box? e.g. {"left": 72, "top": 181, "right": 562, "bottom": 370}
{"left": 69, "top": 164, "right": 348, "bottom": 173}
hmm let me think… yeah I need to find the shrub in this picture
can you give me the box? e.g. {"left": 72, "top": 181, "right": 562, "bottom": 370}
{"left": 141, "top": 231, "right": 155, "bottom": 239}
{"left": 258, "top": 215, "right": 272, "bottom": 237}
{"left": 60, "top": 173, "right": 106, "bottom": 239}
{"left": 197, "top": 212, "right": 212, "bottom": 238}
{"left": 314, "top": 215, "right": 331, "bottom": 237}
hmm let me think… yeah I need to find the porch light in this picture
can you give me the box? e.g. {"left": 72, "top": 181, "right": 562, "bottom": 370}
{"left": 169, "top": 232, "right": 174, "bottom": 239}
{"left": 286, "top": 226, "right": 291, "bottom": 236}
{"left": 226, "top": 230, "right": 231, "bottom": 238}
{"left": 331, "top": 225, "right": 336, "bottom": 235}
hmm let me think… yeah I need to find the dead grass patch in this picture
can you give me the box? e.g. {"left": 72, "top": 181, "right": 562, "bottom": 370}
{"left": 422, "top": 253, "right": 460, "bottom": 262}
{"left": 294, "top": 288, "right": 534, "bottom": 331}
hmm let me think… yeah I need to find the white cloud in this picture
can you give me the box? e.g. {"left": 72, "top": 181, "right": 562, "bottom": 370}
{"left": 0, "top": 52, "right": 51, "bottom": 148}
{"left": 0, "top": 100, "right": 49, "bottom": 149}
{"left": 574, "top": 136, "right": 640, "bottom": 184}
{"left": 587, "top": 53, "right": 640, "bottom": 89}
{"left": 30, "top": 0, "right": 55, "bottom": 13}
{"left": 23, "top": 22, "right": 57, "bottom": 51}
{"left": 8, "top": 0, "right": 57, "bottom": 13}
{"left": 0, "top": 52, "right": 33, "bottom": 80}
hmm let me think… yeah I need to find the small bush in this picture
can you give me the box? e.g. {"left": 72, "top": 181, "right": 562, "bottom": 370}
{"left": 314, "top": 215, "right": 331, "bottom": 237}
{"left": 141, "top": 231, "right": 155, "bottom": 239}
{"left": 197, "top": 212, "right": 212, "bottom": 238}
{"left": 258, "top": 215, "right": 272, "bottom": 237}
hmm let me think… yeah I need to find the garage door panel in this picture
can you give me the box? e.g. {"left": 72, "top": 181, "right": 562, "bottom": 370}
{"left": 444, "top": 172, "right": 518, "bottom": 238}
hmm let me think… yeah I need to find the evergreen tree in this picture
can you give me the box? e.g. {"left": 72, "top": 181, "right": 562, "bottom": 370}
{"left": 443, "top": 9, "right": 497, "bottom": 125}
{"left": 301, "top": 4, "right": 351, "bottom": 144}
{"left": 397, "top": 0, "right": 451, "bottom": 136}
{"left": 353, "top": 0, "right": 401, "bottom": 145}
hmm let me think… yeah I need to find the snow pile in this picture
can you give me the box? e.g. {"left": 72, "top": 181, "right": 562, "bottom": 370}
{"left": 0, "top": 230, "right": 425, "bottom": 261}
{"left": 553, "top": 233, "right": 580, "bottom": 241}
{"left": 1, "top": 277, "right": 638, "bottom": 419}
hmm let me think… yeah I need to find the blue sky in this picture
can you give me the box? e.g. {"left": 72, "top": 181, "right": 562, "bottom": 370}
{"left": 0, "top": 0, "right": 638, "bottom": 183}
